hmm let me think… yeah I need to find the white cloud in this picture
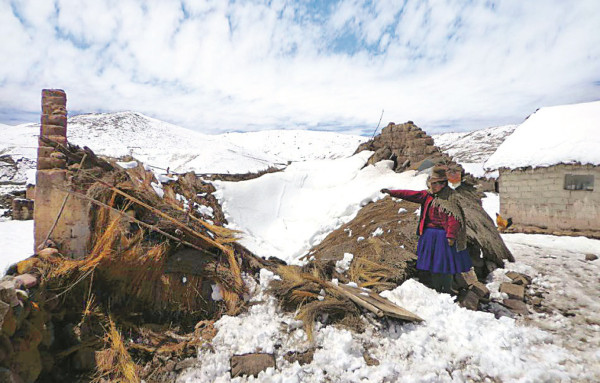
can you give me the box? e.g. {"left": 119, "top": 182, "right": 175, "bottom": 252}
{"left": 0, "top": 0, "right": 599, "bottom": 135}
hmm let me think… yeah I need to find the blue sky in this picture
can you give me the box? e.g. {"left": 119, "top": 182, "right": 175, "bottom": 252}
{"left": 1, "top": 0, "right": 599, "bottom": 135}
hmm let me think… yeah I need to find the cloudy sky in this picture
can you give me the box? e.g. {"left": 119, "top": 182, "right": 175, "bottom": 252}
{"left": 1, "top": 0, "right": 599, "bottom": 135}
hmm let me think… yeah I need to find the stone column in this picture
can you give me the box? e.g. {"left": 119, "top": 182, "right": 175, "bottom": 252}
{"left": 33, "top": 89, "right": 90, "bottom": 257}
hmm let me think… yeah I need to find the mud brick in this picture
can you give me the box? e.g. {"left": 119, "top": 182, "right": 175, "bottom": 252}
{"left": 37, "top": 146, "right": 55, "bottom": 159}
{"left": 41, "top": 124, "right": 67, "bottom": 137}
{"left": 458, "top": 290, "right": 479, "bottom": 311}
{"left": 231, "top": 353, "right": 276, "bottom": 378}
{"left": 455, "top": 269, "right": 478, "bottom": 289}
{"left": 41, "top": 113, "right": 67, "bottom": 127}
{"left": 42, "top": 113, "right": 67, "bottom": 127}
{"left": 499, "top": 282, "right": 525, "bottom": 301}
{"left": 469, "top": 281, "right": 490, "bottom": 298}
{"left": 505, "top": 271, "right": 532, "bottom": 286}
{"left": 41, "top": 89, "right": 66, "bottom": 100}
{"left": 37, "top": 158, "right": 67, "bottom": 170}
{"left": 502, "top": 299, "right": 529, "bottom": 315}
{"left": 38, "top": 135, "right": 67, "bottom": 146}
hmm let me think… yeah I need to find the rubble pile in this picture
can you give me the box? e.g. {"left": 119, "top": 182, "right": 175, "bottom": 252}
{"left": 0, "top": 137, "right": 254, "bottom": 381}
{"left": 355, "top": 121, "right": 451, "bottom": 172}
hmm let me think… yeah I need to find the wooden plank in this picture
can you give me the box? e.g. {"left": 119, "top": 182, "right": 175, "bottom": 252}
{"left": 337, "top": 284, "right": 423, "bottom": 322}
{"left": 324, "top": 281, "right": 384, "bottom": 317}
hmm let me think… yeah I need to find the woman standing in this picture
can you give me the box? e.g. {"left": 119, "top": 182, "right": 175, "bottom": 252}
{"left": 381, "top": 166, "right": 472, "bottom": 293}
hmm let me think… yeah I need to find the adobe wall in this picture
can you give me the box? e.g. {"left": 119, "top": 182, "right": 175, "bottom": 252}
{"left": 499, "top": 164, "right": 600, "bottom": 233}
{"left": 355, "top": 122, "right": 449, "bottom": 171}
{"left": 33, "top": 89, "right": 90, "bottom": 258}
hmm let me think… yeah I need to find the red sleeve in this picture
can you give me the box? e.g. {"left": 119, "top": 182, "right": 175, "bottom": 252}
{"left": 387, "top": 189, "right": 429, "bottom": 204}
{"left": 445, "top": 214, "right": 461, "bottom": 239}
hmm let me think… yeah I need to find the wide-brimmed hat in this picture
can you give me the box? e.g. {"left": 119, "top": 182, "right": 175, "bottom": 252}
{"left": 446, "top": 164, "right": 463, "bottom": 183}
{"left": 429, "top": 165, "right": 448, "bottom": 182}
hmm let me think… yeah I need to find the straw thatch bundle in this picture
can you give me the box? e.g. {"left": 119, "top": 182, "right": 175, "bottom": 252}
{"left": 453, "top": 183, "right": 515, "bottom": 270}
{"left": 37, "top": 141, "right": 249, "bottom": 326}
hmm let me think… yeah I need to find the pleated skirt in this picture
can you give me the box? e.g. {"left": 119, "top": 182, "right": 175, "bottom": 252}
{"left": 416, "top": 228, "right": 472, "bottom": 274}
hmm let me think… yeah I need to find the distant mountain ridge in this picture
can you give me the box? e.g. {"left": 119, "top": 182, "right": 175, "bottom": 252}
{"left": 433, "top": 125, "right": 517, "bottom": 163}
{"left": 0, "top": 112, "right": 517, "bottom": 189}
{"left": 0, "top": 112, "right": 367, "bottom": 188}
{"left": 433, "top": 125, "right": 517, "bottom": 177}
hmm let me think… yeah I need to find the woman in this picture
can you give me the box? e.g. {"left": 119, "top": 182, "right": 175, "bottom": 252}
{"left": 381, "top": 166, "right": 472, "bottom": 293}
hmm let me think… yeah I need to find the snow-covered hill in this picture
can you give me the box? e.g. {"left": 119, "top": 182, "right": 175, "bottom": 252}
{"left": 0, "top": 112, "right": 367, "bottom": 187}
{"left": 1, "top": 112, "right": 599, "bottom": 381}
{"left": 433, "top": 125, "right": 517, "bottom": 177}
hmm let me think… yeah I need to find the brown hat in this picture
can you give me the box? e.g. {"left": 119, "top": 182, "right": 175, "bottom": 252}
{"left": 429, "top": 165, "right": 448, "bottom": 182}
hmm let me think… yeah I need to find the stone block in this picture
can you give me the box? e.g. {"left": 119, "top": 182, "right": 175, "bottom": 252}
{"left": 40, "top": 124, "right": 67, "bottom": 137}
{"left": 37, "top": 248, "right": 59, "bottom": 260}
{"left": 469, "top": 282, "right": 490, "bottom": 299}
{"left": 505, "top": 271, "right": 532, "bottom": 286}
{"left": 585, "top": 253, "right": 598, "bottom": 261}
{"left": 454, "top": 269, "right": 478, "bottom": 289}
{"left": 41, "top": 114, "right": 67, "bottom": 127}
{"left": 502, "top": 299, "right": 529, "bottom": 315}
{"left": 41, "top": 89, "right": 66, "bottom": 101}
{"left": 499, "top": 282, "right": 525, "bottom": 301}
{"left": 458, "top": 290, "right": 479, "bottom": 311}
{"left": 36, "top": 157, "right": 67, "bottom": 170}
{"left": 0, "top": 280, "right": 18, "bottom": 307}
{"left": 230, "top": 353, "right": 276, "bottom": 378}
{"left": 37, "top": 146, "right": 55, "bottom": 159}
{"left": 13, "top": 274, "right": 38, "bottom": 290}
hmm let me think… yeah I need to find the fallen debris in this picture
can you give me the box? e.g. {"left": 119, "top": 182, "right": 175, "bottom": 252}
{"left": 500, "top": 282, "right": 526, "bottom": 301}
{"left": 230, "top": 353, "right": 276, "bottom": 378}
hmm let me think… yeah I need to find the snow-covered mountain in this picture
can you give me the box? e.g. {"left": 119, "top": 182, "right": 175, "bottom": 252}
{"left": 0, "top": 112, "right": 367, "bottom": 187}
{"left": 433, "top": 124, "right": 517, "bottom": 177}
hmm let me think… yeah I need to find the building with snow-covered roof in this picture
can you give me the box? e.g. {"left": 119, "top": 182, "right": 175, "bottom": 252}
{"left": 485, "top": 101, "right": 600, "bottom": 236}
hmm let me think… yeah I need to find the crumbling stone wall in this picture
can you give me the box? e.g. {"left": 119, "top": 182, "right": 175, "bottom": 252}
{"left": 499, "top": 164, "right": 600, "bottom": 233}
{"left": 355, "top": 121, "right": 449, "bottom": 171}
{"left": 33, "top": 89, "right": 90, "bottom": 258}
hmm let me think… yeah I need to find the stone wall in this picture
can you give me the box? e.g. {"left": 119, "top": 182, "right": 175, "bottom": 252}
{"left": 499, "top": 164, "right": 600, "bottom": 233}
{"left": 33, "top": 90, "right": 90, "bottom": 258}
{"left": 355, "top": 121, "right": 449, "bottom": 171}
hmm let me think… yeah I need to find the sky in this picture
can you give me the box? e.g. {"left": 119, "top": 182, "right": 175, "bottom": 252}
{"left": 1, "top": 0, "right": 599, "bottom": 136}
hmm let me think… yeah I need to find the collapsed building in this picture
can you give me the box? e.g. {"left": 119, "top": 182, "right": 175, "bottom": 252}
{"left": 0, "top": 91, "right": 518, "bottom": 382}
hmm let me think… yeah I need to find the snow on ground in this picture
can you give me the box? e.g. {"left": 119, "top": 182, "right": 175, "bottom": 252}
{"left": 221, "top": 130, "right": 367, "bottom": 163}
{"left": 481, "top": 192, "right": 499, "bottom": 221}
{"left": 178, "top": 271, "right": 583, "bottom": 382}
{"left": 214, "top": 152, "right": 428, "bottom": 265}
{"left": 181, "top": 172, "right": 600, "bottom": 382}
{"left": 485, "top": 101, "right": 600, "bottom": 170}
{"left": 0, "top": 219, "right": 34, "bottom": 275}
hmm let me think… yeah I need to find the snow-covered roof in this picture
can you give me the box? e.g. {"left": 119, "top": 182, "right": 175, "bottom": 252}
{"left": 485, "top": 101, "right": 600, "bottom": 170}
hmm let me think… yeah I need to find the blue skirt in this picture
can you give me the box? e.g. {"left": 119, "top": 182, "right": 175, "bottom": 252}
{"left": 416, "top": 228, "right": 472, "bottom": 274}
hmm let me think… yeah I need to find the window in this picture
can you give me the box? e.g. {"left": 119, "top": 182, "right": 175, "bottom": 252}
{"left": 564, "top": 174, "right": 594, "bottom": 191}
